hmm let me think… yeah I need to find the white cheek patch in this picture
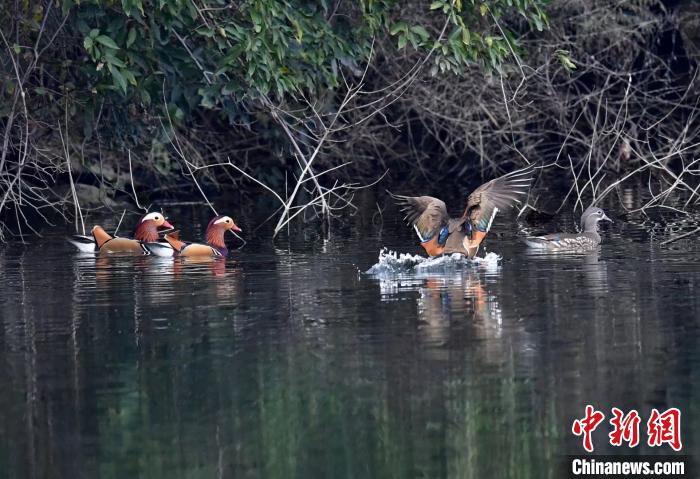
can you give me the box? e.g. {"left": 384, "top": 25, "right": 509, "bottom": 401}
{"left": 214, "top": 216, "right": 232, "bottom": 225}
{"left": 142, "top": 212, "right": 161, "bottom": 222}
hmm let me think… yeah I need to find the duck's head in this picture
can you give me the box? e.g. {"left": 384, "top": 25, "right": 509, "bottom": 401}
{"left": 581, "top": 206, "right": 611, "bottom": 232}
{"left": 206, "top": 215, "right": 242, "bottom": 249}
{"left": 134, "top": 212, "right": 174, "bottom": 242}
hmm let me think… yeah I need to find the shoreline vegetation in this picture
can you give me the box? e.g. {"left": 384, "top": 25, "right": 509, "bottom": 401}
{"left": 1, "top": 0, "right": 699, "bottom": 242}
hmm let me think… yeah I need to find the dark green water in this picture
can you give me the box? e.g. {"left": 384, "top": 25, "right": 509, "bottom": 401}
{"left": 0, "top": 205, "right": 698, "bottom": 478}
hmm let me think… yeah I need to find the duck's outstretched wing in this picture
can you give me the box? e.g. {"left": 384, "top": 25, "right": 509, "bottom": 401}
{"left": 465, "top": 163, "right": 535, "bottom": 233}
{"left": 390, "top": 193, "right": 457, "bottom": 242}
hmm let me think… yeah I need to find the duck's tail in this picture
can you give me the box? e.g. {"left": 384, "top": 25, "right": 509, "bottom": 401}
{"left": 522, "top": 236, "right": 552, "bottom": 249}
{"left": 91, "top": 226, "right": 113, "bottom": 249}
{"left": 68, "top": 235, "right": 96, "bottom": 252}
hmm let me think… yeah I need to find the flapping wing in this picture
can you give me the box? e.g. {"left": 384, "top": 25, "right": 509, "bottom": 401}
{"left": 465, "top": 163, "right": 535, "bottom": 233}
{"left": 390, "top": 193, "right": 452, "bottom": 242}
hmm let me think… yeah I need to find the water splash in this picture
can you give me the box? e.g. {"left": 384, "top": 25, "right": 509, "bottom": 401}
{"left": 365, "top": 248, "right": 500, "bottom": 276}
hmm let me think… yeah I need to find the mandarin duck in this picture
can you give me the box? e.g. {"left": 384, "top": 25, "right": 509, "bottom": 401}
{"left": 145, "top": 215, "right": 242, "bottom": 257}
{"left": 391, "top": 164, "right": 535, "bottom": 258}
{"left": 524, "top": 206, "right": 611, "bottom": 251}
{"left": 68, "top": 212, "right": 174, "bottom": 253}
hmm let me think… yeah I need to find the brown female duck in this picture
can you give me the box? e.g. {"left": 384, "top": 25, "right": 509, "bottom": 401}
{"left": 524, "top": 206, "right": 611, "bottom": 251}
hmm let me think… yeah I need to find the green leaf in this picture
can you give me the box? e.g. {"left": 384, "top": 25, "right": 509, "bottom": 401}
{"left": 199, "top": 87, "right": 219, "bottom": 108}
{"left": 134, "top": 0, "right": 145, "bottom": 16}
{"left": 556, "top": 50, "right": 577, "bottom": 71}
{"left": 429, "top": 1, "right": 444, "bottom": 10}
{"left": 397, "top": 34, "right": 407, "bottom": 49}
{"left": 218, "top": 45, "right": 244, "bottom": 68}
{"left": 126, "top": 28, "right": 137, "bottom": 48}
{"left": 122, "top": 0, "right": 145, "bottom": 16}
{"left": 83, "top": 37, "right": 93, "bottom": 50}
{"left": 122, "top": 69, "right": 137, "bottom": 86}
{"left": 389, "top": 22, "right": 408, "bottom": 35}
{"left": 410, "top": 26, "right": 430, "bottom": 41}
{"left": 12, "top": 44, "right": 20, "bottom": 55}
{"left": 140, "top": 89, "right": 151, "bottom": 105}
{"left": 95, "top": 35, "right": 120, "bottom": 50}
{"left": 89, "top": 29, "right": 100, "bottom": 39}
{"left": 196, "top": 27, "right": 215, "bottom": 38}
{"left": 532, "top": 15, "right": 544, "bottom": 31}
{"left": 108, "top": 64, "right": 128, "bottom": 94}
{"left": 61, "top": 0, "right": 75, "bottom": 16}
{"left": 462, "top": 27, "right": 471, "bottom": 45}
{"left": 104, "top": 53, "right": 126, "bottom": 68}
{"left": 480, "top": 4, "right": 488, "bottom": 16}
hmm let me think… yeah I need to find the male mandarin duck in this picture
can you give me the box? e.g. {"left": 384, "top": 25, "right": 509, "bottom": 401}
{"left": 524, "top": 206, "right": 611, "bottom": 251}
{"left": 145, "top": 215, "right": 242, "bottom": 257}
{"left": 391, "top": 164, "right": 535, "bottom": 258}
{"left": 68, "top": 212, "right": 174, "bottom": 253}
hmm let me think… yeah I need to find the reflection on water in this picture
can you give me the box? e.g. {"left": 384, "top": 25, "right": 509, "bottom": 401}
{"left": 0, "top": 210, "right": 699, "bottom": 479}
{"left": 371, "top": 252, "right": 505, "bottom": 348}
{"left": 416, "top": 273, "right": 503, "bottom": 344}
{"left": 524, "top": 247, "right": 609, "bottom": 295}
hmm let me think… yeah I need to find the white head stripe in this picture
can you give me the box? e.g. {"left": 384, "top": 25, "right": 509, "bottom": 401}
{"left": 142, "top": 212, "right": 161, "bottom": 222}
{"left": 214, "top": 216, "right": 232, "bottom": 224}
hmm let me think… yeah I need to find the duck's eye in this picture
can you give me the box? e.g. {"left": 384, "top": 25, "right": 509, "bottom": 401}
{"left": 226, "top": 219, "right": 231, "bottom": 223}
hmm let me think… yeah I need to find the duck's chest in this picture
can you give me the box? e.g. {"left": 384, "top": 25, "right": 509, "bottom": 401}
{"left": 420, "top": 236, "right": 445, "bottom": 257}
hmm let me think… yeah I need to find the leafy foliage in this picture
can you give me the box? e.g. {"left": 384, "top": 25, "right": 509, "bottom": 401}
{"left": 0, "top": 0, "right": 549, "bottom": 237}
{"left": 61, "top": 0, "right": 547, "bottom": 123}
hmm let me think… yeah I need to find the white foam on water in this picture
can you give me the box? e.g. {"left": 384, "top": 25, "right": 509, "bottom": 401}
{"left": 365, "top": 248, "right": 501, "bottom": 276}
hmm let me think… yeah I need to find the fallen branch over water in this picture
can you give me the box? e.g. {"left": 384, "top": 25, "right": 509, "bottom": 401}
{"left": 660, "top": 226, "right": 700, "bottom": 245}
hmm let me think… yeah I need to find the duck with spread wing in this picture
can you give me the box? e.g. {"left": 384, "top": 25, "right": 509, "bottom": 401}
{"left": 391, "top": 164, "right": 535, "bottom": 258}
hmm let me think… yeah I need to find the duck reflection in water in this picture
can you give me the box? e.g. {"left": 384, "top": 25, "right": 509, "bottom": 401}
{"left": 377, "top": 268, "right": 503, "bottom": 346}
{"left": 177, "top": 256, "right": 228, "bottom": 277}
{"left": 85, "top": 254, "right": 241, "bottom": 306}
{"left": 149, "top": 256, "right": 241, "bottom": 303}
{"left": 524, "top": 246, "right": 609, "bottom": 297}
{"left": 417, "top": 272, "right": 503, "bottom": 347}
